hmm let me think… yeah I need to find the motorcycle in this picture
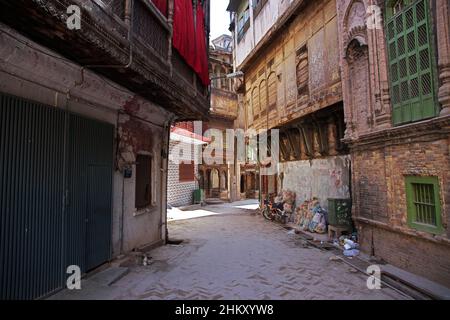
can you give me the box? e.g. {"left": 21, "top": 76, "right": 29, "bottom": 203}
{"left": 261, "top": 196, "right": 289, "bottom": 224}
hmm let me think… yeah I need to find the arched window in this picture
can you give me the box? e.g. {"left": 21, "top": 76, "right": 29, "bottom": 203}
{"left": 268, "top": 72, "right": 277, "bottom": 110}
{"left": 252, "top": 87, "right": 260, "bottom": 119}
{"left": 220, "top": 171, "right": 227, "bottom": 190}
{"left": 211, "top": 169, "right": 220, "bottom": 189}
{"left": 259, "top": 80, "right": 267, "bottom": 115}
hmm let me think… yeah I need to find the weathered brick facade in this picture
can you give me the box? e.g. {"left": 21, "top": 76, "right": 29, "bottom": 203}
{"left": 229, "top": 0, "right": 450, "bottom": 286}
{"left": 337, "top": 0, "right": 450, "bottom": 286}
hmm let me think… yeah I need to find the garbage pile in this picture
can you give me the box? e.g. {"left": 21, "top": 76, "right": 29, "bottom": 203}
{"left": 333, "top": 234, "right": 360, "bottom": 257}
{"left": 282, "top": 190, "right": 296, "bottom": 222}
{"left": 295, "top": 197, "right": 328, "bottom": 234}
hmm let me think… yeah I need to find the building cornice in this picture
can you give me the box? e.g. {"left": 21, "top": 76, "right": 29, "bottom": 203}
{"left": 345, "top": 115, "right": 450, "bottom": 152}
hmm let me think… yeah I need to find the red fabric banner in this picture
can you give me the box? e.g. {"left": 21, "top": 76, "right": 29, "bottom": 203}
{"left": 151, "top": 0, "right": 167, "bottom": 16}
{"left": 194, "top": 2, "right": 210, "bottom": 86}
{"left": 173, "top": 0, "right": 210, "bottom": 86}
{"left": 173, "top": 0, "right": 196, "bottom": 69}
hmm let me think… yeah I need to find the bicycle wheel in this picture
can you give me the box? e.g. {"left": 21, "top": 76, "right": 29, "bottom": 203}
{"left": 262, "top": 207, "right": 272, "bottom": 220}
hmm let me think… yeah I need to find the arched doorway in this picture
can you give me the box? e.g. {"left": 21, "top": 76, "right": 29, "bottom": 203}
{"left": 205, "top": 169, "right": 211, "bottom": 197}
{"left": 220, "top": 171, "right": 227, "bottom": 190}
{"left": 211, "top": 169, "right": 220, "bottom": 198}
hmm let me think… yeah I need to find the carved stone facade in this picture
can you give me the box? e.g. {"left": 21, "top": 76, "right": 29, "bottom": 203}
{"left": 338, "top": 0, "right": 450, "bottom": 286}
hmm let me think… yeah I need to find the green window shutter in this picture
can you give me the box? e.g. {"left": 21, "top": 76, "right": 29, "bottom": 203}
{"left": 405, "top": 176, "right": 443, "bottom": 234}
{"left": 386, "top": 0, "right": 438, "bottom": 125}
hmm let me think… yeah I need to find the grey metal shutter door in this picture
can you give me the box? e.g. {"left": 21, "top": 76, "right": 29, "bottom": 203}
{"left": 0, "top": 94, "right": 66, "bottom": 299}
{"left": 66, "top": 113, "right": 113, "bottom": 273}
{"left": 0, "top": 93, "right": 114, "bottom": 299}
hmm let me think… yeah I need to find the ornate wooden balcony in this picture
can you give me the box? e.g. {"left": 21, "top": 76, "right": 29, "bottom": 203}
{"left": 210, "top": 87, "right": 238, "bottom": 120}
{"left": 0, "top": 0, "right": 210, "bottom": 119}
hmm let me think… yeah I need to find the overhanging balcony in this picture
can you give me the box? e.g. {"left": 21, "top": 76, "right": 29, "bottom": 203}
{"left": 0, "top": 0, "right": 210, "bottom": 119}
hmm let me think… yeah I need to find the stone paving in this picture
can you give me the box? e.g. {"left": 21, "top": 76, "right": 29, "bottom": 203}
{"left": 51, "top": 202, "right": 406, "bottom": 300}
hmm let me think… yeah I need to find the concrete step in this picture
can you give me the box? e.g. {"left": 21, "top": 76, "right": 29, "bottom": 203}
{"left": 381, "top": 264, "right": 450, "bottom": 300}
{"left": 86, "top": 266, "right": 129, "bottom": 286}
{"left": 204, "top": 198, "right": 225, "bottom": 205}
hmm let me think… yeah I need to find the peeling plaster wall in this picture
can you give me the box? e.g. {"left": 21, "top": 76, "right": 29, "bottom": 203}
{"left": 0, "top": 24, "right": 171, "bottom": 257}
{"left": 279, "top": 155, "right": 351, "bottom": 209}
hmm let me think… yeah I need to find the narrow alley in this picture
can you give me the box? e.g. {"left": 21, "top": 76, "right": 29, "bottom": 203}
{"left": 51, "top": 202, "right": 405, "bottom": 300}
{"left": 1, "top": 0, "right": 450, "bottom": 307}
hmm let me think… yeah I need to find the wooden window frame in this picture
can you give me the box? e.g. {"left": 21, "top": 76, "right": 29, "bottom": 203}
{"left": 237, "top": 6, "right": 250, "bottom": 43}
{"left": 385, "top": 0, "right": 439, "bottom": 125}
{"left": 179, "top": 160, "right": 196, "bottom": 183}
{"left": 135, "top": 154, "right": 153, "bottom": 210}
{"left": 253, "top": 0, "right": 268, "bottom": 18}
{"left": 405, "top": 176, "right": 443, "bottom": 234}
{"left": 296, "top": 44, "right": 309, "bottom": 97}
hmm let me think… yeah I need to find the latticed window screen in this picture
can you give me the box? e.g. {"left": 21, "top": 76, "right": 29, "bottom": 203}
{"left": 405, "top": 176, "right": 443, "bottom": 234}
{"left": 386, "top": 0, "right": 437, "bottom": 125}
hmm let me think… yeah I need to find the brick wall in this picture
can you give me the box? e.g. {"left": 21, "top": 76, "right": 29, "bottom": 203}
{"left": 352, "top": 129, "right": 450, "bottom": 286}
{"left": 358, "top": 223, "right": 450, "bottom": 287}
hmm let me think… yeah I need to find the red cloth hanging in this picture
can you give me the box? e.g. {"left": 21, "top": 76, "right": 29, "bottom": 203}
{"left": 173, "top": 0, "right": 197, "bottom": 69}
{"left": 151, "top": 0, "right": 167, "bottom": 17}
{"left": 194, "top": 1, "right": 210, "bottom": 86}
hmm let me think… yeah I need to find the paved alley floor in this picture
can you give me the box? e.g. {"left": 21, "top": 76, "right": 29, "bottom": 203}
{"left": 51, "top": 202, "right": 406, "bottom": 300}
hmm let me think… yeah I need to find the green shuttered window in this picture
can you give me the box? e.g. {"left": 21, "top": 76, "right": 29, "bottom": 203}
{"left": 405, "top": 176, "right": 443, "bottom": 234}
{"left": 386, "top": 0, "right": 438, "bottom": 125}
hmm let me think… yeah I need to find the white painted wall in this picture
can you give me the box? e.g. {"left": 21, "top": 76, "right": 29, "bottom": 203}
{"left": 279, "top": 155, "right": 351, "bottom": 209}
{"left": 234, "top": 0, "right": 295, "bottom": 67}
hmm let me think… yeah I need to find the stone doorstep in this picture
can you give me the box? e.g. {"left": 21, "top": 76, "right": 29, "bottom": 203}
{"left": 204, "top": 198, "right": 226, "bottom": 205}
{"left": 178, "top": 204, "right": 202, "bottom": 211}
